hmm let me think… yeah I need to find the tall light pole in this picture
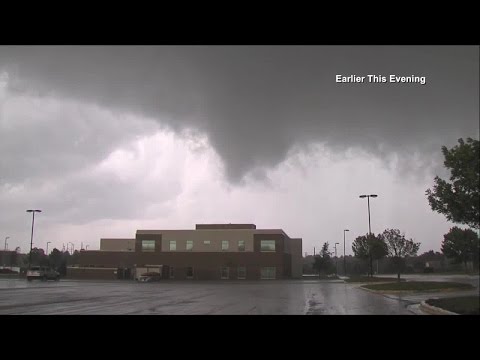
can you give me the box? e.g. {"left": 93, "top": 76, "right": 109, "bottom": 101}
{"left": 69, "top": 242, "right": 74, "bottom": 254}
{"left": 334, "top": 242, "right": 339, "bottom": 275}
{"left": 343, "top": 229, "right": 349, "bottom": 275}
{"left": 360, "top": 194, "right": 378, "bottom": 276}
{"left": 359, "top": 194, "right": 378, "bottom": 235}
{"left": 26, "top": 209, "right": 42, "bottom": 268}
{"left": 46, "top": 241, "right": 51, "bottom": 255}
{"left": 4, "top": 236, "right": 9, "bottom": 250}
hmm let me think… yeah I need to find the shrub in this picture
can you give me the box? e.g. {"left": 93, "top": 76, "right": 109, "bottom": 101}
{"left": 0, "top": 268, "right": 18, "bottom": 274}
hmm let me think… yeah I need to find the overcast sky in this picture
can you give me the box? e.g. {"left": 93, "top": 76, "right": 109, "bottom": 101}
{"left": 0, "top": 46, "right": 478, "bottom": 255}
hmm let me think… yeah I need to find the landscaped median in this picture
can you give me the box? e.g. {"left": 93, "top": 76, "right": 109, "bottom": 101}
{"left": 317, "top": 275, "right": 341, "bottom": 280}
{"left": 357, "top": 280, "right": 478, "bottom": 315}
{"left": 422, "top": 296, "right": 479, "bottom": 315}
{"left": 344, "top": 276, "right": 406, "bottom": 283}
{"left": 361, "top": 281, "right": 473, "bottom": 292}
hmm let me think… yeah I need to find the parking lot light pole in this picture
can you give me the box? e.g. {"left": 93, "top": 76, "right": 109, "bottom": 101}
{"left": 359, "top": 195, "right": 378, "bottom": 276}
{"left": 46, "top": 241, "right": 51, "bottom": 255}
{"left": 26, "top": 210, "right": 42, "bottom": 268}
{"left": 359, "top": 194, "right": 378, "bottom": 235}
{"left": 343, "top": 229, "right": 349, "bottom": 276}
{"left": 334, "top": 242, "right": 339, "bottom": 275}
{"left": 4, "top": 236, "right": 9, "bottom": 250}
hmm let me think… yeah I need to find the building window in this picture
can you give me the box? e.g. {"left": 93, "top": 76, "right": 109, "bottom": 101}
{"left": 203, "top": 240, "right": 210, "bottom": 245}
{"left": 238, "top": 240, "right": 245, "bottom": 252}
{"left": 220, "top": 266, "right": 230, "bottom": 279}
{"left": 237, "top": 266, "right": 246, "bottom": 279}
{"left": 261, "top": 267, "right": 276, "bottom": 279}
{"left": 222, "top": 240, "right": 229, "bottom": 251}
{"left": 141, "top": 240, "right": 155, "bottom": 252}
{"left": 169, "top": 240, "right": 176, "bottom": 251}
{"left": 169, "top": 267, "right": 174, "bottom": 279}
{"left": 186, "top": 266, "right": 194, "bottom": 279}
{"left": 186, "top": 240, "right": 193, "bottom": 251}
{"left": 260, "top": 240, "right": 276, "bottom": 252}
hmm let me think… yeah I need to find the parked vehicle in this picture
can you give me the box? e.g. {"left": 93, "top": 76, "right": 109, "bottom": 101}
{"left": 137, "top": 272, "right": 162, "bottom": 282}
{"left": 27, "top": 266, "right": 60, "bottom": 281}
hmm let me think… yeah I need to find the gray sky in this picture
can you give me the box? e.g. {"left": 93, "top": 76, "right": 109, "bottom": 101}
{"left": 0, "top": 46, "right": 478, "bottom": 255}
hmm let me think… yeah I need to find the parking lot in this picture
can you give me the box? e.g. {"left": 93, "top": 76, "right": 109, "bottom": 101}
{"left": 0, "top": 278, "right": 419, "bottom": 315}
{"left": 2, "top": 275, "right": 477, "bottom": 315}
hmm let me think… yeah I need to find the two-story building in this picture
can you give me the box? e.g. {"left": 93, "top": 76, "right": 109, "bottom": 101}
{"left": 69, "top": 223, "right": 302, "bottom": 280}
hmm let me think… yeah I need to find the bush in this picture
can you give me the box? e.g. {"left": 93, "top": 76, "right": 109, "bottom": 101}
{"left": 0, "top": 268, "right": 18, "bottom": 274}
{"left": 423, "top": 267, "right": 434, "bottom": 273}
{"left": 405, "top": 265, "right": 415, "bottom": 274}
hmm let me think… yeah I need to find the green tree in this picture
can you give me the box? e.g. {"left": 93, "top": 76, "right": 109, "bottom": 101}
{"left": 441, "top": 227, "right": 479, "bottom": 272}
{"left": 426, "top": 138, "right": 479, "bottom": 229}
{"left": 48, "top": 248, "right": 63, "bottom": 270}
{"left": 313, "top": 242, "right": 334, "bottom": 276}
{"left": 380, "top": 229, "right": 420, "bottom": 282}
{"left": 12, "top": 247, "right": 21, "bottom": 267}
{"left": 352, "top": 234, "right": 387, "bottom": 277}
{"left": 55, "top": 251, "right": 72, "bottom": 276}
{"left": 68, "top": 250, "right": 81, "bottom": 266}
{"left": 28, "top": 247, "right": 48, "bottom": 266}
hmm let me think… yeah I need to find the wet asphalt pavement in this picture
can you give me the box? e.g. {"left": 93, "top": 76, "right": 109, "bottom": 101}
{"left": 1, "top": 275, "right": 477, "bottom": 315}
{"left": 0, "top": 278, "right": 418, "bottom": 315}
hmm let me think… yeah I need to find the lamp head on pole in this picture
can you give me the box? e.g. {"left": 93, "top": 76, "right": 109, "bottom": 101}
{"left": 370, "top": 194, "right": 378, "bottom": 198}
{"left": 359, "top": 195, "right": 367, "bottom": 198}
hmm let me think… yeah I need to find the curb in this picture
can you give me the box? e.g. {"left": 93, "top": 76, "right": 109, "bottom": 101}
{"left": 419, "top": 300, "right": 459, "bottom": 315}
{"left": 358, "top": 285, "right": 416, "bottom": 294}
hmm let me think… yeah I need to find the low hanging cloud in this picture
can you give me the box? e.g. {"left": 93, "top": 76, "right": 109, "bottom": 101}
{"left": 1, "top": 46, "right": 478, "bottom": 182}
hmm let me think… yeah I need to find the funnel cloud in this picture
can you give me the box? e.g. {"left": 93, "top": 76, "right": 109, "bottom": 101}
{"left": 1, "top": 46, "right": 477, "bottom": 181}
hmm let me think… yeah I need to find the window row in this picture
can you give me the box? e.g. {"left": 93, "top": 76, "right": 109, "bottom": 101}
{"left": 168, "top": 266, "right": 194, "bottom": 279}
{"left": 170, "top": 240, "right": 246, "bottom": 251}
{"left": 167, "top": 266, "right": 276, "bottom": 280}
{"left": 142, "top": 239, "right": 276, "bottom": 252}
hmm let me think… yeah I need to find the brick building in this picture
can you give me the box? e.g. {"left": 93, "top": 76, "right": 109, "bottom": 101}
{"left": 70, "top": 224, "right": 302, "bottom": 280}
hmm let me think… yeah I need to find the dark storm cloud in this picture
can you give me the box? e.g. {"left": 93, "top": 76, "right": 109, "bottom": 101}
{"left": 1, "top": 46, "right": 478, "bottom": 181}
{"left": 0, "top": 94, "right": 158, "bottom": 184}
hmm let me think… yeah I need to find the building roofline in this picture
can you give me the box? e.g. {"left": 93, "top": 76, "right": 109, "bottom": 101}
{"left": 136, "top": 228, "right": 295, "bottom": 238}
